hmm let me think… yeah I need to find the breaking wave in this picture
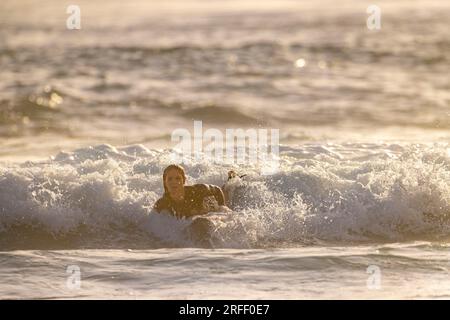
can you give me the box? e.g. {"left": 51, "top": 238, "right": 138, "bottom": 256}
{"left": 0, "top": 143, "right": 449, "bottom": 250}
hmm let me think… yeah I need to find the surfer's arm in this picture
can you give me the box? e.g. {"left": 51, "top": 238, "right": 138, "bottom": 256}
{"left": 187, "top": 184, "right": 229, "bottom": 215}
{"left": 210, "top": 185, "right": 225, "bottom": 206}
{"left": 153, "top": 198, "right": 174, "bottom": 215}
{"left": 207, "top": 185, "right": 229, "bottom": 212}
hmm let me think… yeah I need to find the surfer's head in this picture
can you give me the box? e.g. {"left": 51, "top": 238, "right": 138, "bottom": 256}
{"left": 163, "top": 164, "right": 186, "bottom": 199}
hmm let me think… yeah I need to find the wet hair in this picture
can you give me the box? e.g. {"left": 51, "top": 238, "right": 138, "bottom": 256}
{"left": 162, "top": 164, "right": 186, "bottom": 193}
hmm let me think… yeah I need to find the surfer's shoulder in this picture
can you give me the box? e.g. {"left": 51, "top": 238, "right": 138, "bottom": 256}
{"left": 188, "top": 183, "right": 223, "bottom": 195}
{"left": 188, "top": 183, "right": 210, "bottom": 193}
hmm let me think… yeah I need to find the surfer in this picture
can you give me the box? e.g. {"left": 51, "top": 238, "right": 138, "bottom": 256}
{"left": 153, "top": 164, "right": 228, "bottom": 219}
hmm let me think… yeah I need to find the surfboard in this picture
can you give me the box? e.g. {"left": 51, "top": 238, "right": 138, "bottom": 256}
{"left": 187, "top": 211, "right": 230, "bottom": 247}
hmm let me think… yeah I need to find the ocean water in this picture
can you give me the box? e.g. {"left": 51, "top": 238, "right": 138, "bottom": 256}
{"left": 0, "top": 0, "right": 449, "bottom": 299}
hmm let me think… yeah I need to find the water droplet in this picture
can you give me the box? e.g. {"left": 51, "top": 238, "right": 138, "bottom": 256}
{"left": 295, "top": 58, "right": 306, "bottom": 68}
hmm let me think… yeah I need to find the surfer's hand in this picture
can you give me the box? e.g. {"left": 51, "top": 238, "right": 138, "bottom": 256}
{"left": 202, "top": 195, "right": 219, "bottom": 211}
{"left": 218, "top": 205, "right": 231, "bottom": 213}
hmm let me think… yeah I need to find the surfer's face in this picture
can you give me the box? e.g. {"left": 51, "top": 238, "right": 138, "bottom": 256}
{"left": 165, "top": 169, "right": 185, "bottom": 199}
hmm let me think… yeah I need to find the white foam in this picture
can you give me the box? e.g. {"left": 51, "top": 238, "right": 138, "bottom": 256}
{"left": 0, "top": 142, "right": 449, "bottom": 248}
